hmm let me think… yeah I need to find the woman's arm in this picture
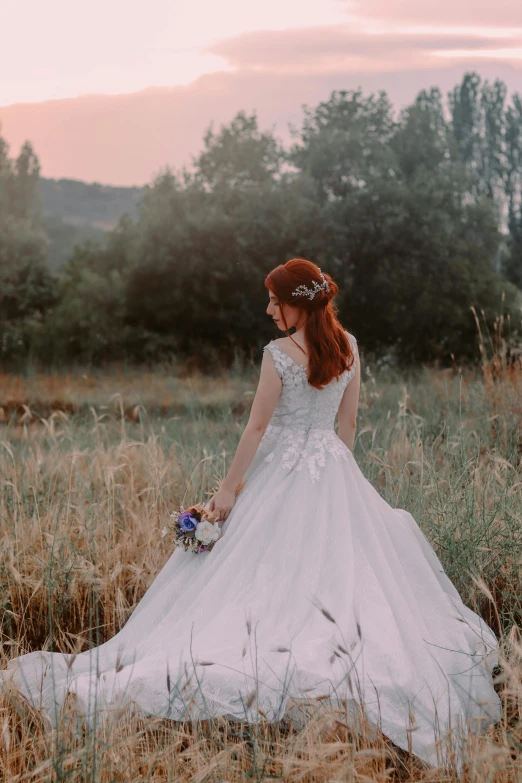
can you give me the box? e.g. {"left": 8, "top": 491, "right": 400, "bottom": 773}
{"left": 209, "top": 349, "right": 282, "bottom": 521}
{"left": 337, "top": 341, "right": 361, "bottom": 453}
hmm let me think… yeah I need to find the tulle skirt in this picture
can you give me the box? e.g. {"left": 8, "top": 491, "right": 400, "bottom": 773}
{"left": 0, "top": 434, "right": 501, "bottom": 771}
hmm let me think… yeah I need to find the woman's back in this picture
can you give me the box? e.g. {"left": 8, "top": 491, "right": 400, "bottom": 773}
{"left": 263, "top": 332, "right": 358, "bottom": 433}
{"left": 248, "top": 332, "right": 358, "bottom": 484}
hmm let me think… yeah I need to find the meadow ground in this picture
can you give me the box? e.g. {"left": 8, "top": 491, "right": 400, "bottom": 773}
{"left": 0, "top": 329, "right": 521, "bottom": 781}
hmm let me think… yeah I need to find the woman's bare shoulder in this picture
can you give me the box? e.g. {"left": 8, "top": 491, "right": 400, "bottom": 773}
{"left": 272, "top": 336, "right": 293, "bottom": 349}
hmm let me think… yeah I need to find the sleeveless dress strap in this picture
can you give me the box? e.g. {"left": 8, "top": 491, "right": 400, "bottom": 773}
{"left": 263, "top": 342, "right": 292, "bottom": 379}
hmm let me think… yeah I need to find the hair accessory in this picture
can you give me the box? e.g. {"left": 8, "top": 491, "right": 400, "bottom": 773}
{"left": 291, "top": 271, "right": 330, "bottom": 301}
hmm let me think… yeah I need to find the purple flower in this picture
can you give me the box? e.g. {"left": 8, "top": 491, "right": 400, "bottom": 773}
{"left": 177, "top": 512, "right": 199, "bottom": 532}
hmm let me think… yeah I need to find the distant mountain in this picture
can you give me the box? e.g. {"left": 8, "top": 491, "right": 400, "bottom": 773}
{"left": 36, "top": 177, "right": 145, "bottom": 270}
{"left": 40, "top": 215, "right": 105, "bottom": 271}
{"left": 38, "top": 177, "right": 145, "bottom": 230}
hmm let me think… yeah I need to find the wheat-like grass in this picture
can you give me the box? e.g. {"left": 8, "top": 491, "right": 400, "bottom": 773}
{"left": 0, "top": 327, "right": 521, "bottom": 780}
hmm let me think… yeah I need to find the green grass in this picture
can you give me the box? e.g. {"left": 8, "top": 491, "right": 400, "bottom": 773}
{"left": 0, "top": 353, "right": 521, "bottom": 781}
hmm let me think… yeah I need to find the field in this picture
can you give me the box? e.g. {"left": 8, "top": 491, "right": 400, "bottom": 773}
{"left": 0, "top": 330, "right": 522, "bottom": 782}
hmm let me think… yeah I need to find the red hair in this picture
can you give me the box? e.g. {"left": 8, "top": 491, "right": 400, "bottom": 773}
{"left": 265, "top": 258, "right": 354, "bottom": 389}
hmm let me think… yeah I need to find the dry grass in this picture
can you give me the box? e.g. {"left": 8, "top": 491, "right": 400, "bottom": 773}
{"left": 0, "top": 363, "right": 254, "bottom": 426}
{"left": 0, "top": 318, "right": 522, "bottom": 781}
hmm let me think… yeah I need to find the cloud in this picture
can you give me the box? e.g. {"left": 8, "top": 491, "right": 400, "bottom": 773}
{"left": 2, "top": 0, "right": 520, "bottom": 187}
{"left": 1, "top": 60, "right": 521, "bottom": 186}
{"left": 346, "top": 0, "right": 522, "bottom": 27}
{"left": 210, "top": 26, "right": 522, "bottom": 74}
{"left": 2, "top": 7, "right": 521, "bottom": 186}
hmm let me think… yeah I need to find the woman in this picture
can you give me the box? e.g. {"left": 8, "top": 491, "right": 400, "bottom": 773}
{"left": 1, "top": 259, "right": 501, "bottom": 771}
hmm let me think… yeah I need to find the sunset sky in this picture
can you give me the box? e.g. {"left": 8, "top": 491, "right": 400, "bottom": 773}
{"left": 1, "top": 0, "right": 521, "bottom": 184}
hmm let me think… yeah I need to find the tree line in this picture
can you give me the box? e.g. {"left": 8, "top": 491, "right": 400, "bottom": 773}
{"left": 1, "top": 71, "right": 522, "bottom": 369}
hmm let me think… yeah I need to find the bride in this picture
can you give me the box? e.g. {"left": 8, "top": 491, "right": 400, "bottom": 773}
{"left": 1, "top": 258, "right": 501, "bottom": 771}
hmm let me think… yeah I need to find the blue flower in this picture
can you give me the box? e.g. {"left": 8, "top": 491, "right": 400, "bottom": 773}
{"left": 177, "top": 512, "right": 199, "bottom": 532}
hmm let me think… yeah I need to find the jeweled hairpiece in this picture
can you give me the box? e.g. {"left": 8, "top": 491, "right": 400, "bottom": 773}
{"left": 291, "top": 271, "right": 330, "bottom": 301}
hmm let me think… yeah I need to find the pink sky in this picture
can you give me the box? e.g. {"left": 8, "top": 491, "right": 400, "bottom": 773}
{"left": 1, "top": 0, "right": 521, "bottom": 185}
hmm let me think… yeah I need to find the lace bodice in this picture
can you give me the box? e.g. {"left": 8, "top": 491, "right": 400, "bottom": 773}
{"left": 257, "top": 332, "right": 358, "bottom": 482}
{"left": 264, "top": 332, "right": 357, "bottom": 430}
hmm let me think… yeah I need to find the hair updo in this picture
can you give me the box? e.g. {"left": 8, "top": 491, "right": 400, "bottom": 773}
{"left": 265, "top": 258, "right": 354, "bottom": 389}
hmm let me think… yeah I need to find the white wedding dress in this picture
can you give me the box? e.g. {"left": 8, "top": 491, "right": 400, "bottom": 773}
{"left": 1, "top": 333, "right": 501, "bottom": 771}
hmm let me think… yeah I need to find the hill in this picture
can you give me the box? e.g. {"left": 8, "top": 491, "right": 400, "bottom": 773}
{"left": 37, "top": 177, "right": 145, "bottom": 270}
{"left": 38, "top": 177, "right": 144, "bottom": 230}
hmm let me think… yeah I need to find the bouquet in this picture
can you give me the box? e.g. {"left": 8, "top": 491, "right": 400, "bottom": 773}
{"left": 167, "top": 502, "right": 222, "bottom": 554}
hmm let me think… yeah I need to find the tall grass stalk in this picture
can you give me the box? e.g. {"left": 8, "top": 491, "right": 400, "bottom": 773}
{"left": 1, "top": 326, "right": 521, "bottom": 780}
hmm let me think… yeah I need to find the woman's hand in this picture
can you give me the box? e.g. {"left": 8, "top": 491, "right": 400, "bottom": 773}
{"left": 209, "top": 487, "right": 236, "bottom": 522}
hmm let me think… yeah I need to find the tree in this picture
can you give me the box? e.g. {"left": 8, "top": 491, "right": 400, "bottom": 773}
{"left": 290, "top": 87, "right": 519, "bottom": 363}
{"left": 505, "top": 94, "right": 522, "bottom": 246}
{"left": 448, "top": 73, "right": 522, "bottom": 233}
{"left": 124, "top": 164, "right": 322, "bottom": 360}
{"left": 0, "top": 129, "right": 55, "bottom": 363}
{"left": 46, "top": 239, "right": 131, "bottom": 363}
{"left": 0, "top": 132, "right": 41, "bottom": 221}
{"left": 291, "top": 89, "right": 398, "bottom": 201}
{"left": 195, "top": 111, "right": 283, "bottom": 193}
{"left": 2, "top": 79, "right": 521, "bottom": 369}
{"left": 391, "top": 88, "right": 457, "bottom": 180}
{"left": 503, "top": 207, "right": 522, "bottom": 288}
{"left": 0, "top": 218, "right": 54, "bottom": 317}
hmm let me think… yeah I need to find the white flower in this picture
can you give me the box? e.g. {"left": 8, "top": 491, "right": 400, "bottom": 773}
{"left": 161, "top": 526, "right": 168, "bottom": 538}
{"left": 195, "top": 519, "right": 221, "bottom": 545}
